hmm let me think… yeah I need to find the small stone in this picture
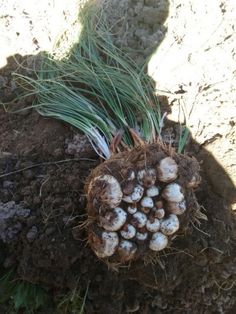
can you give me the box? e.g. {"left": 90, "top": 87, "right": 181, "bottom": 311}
{"left": 3, "top": 256, "right": 16, "bottom": 268}
{"left": 23, "top": 170, "right": 34, "bottom": 180}
{"left": 53, "top": 148, "right": 63, "bottom": 157}
{"left": 26, "top": 215, "right": 37, "bottom": 227}
{"left": 0, "top": 201, "right": 17, "bottom": 219}
{"left": 0, "top": 75, "right": 7, "bottom": 88}
{"left": 62, "top": 216, "right": 75, "bottom": 226}
{"left": 1, "top": 222, "right": 22, "bottom": 243}
{"left": 139, "top": 6, "right": 168, "bottom": 25}
{"left": 45, "top": 227, "right": 55, "bottom": 236}
{"left": 126, "top": 299, "right": 140, "bottom": 313}
{"left": 95, "top": 274, "right": 103, "bottom": 282}
{"left": 3, "top": 181, "right": 14, "bottom": 189}
{"left": 16, "top": 207, "right": 31, "bottom": 218}
{"left": 26, "top": 226, "right": 38, "bottom": 243}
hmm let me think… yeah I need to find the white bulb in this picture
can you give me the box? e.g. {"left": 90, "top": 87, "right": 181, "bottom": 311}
{"left": 132, "top": 185, "right": 145, "bottom": 202}
{"left": 146, "top": 186, "right": 159, "bottom": 197}
{"left": 160, "top": 214, "right": 179, "bottom": 235}
{"left": 95, "top": 231, "right": 119, "bottom": 258}
{"left": 162, "top": 183, "right": 184, "bottom": 202}
{"left": 167, "top": 200, "right": 186, "bottom": 215}
{"left": 127, "top": 205, "right": 137, "bottom": 214}
{"left": 132, "top": 212, "right": 147, "bottom": 228}
{"left": 149, "top": 232, "right": 168, "bottom": 251}
{"left": 157, "top": 157, "right": 178, "bottom": 182}
{"left": 141, "top": 196, "right": 154, "bottom": 208}
{"left": 117, "top": 240, "right": 137, "bottom": 262}
{"left": 123, "top": 185, "right": 144, "bottom": 203}
{"left": 146, "top": 218, "right": 160, "bottom": 232}
{"left": 88, "top": 175, "right": 123, "bottom": 208}
{"left": 137, "top": 168, "right": 156, "bottom": 187}
{"left": 120, "top": 224, "right": 136, "bottom": 239}
{"left": 100, "top": 207, "right": 127, "bottom": 231}
{"left": 153, "top": 208, "right": 165, "bottom": 219}
{"left": 136, "top": 231, "right": 148, "bottom": 241}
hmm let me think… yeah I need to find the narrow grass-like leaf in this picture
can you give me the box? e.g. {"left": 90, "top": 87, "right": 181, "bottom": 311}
{"left": 178, "top": 126, "right": 190, "bottom": 153}
{"left": 15, "top": 3, "right": 162, "bottom": 157}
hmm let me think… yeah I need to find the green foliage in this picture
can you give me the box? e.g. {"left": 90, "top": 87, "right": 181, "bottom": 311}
{"left": 16, "top": 3, "right": 161, "bottom": 158}
{"left": 0, "top": 270, "right": 89, "bottom": 313}
{"left": 57, "top": 281, "right": 89, "bottom": 314}
{"left": 0, "top": 269, "right": 50, "bottom": 313}
{"left": 178, "top": 125, "right": 190, "bottom": 154}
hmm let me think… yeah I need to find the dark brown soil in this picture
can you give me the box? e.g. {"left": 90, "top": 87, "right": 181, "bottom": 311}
{"left": 0, "top": 98, "right": 235, "bottom": 313}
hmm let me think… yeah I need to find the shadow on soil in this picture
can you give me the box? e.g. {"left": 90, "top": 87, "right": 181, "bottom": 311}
{"left": 0, "top": 1, "right": 235, "bottom": 313}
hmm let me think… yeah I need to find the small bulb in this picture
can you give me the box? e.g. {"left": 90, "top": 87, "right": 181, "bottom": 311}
{"left": 162, "top": 183, "right": 184, "bottom": 202}
{"left": 155, "top": 200, "right": 163, "bottom": 209}
{"left": 122, "top": 181, "right": 135, "bottom": 195}
{"left": 100, "top": 207, "right": 127, "bottom": 231}
{"left": 132, "top": 185, "right": 145, "bottom": 202}
{"left": 123, "top": 185, "right": 144, "bottom": 203}
{"left": 160, "top": 214, "right": 179, "bottom": 235}
{"left": 117, "top": 240, "right": 137, "bottom": 262}
{"left": 146, "top": 186, "right": 159, "bottom": 197}
{"left": 94, "top": 231, "right": 119, "bottom": 258}
{"left": 157, "top": 157, "right": 178, "bottom": 182}
{"left": 121, "top": 224, "right": 136, "bottom": 239}
{"left": 136, "top": 231, "right": 148, "bottom": 241}
{"left": 88, "top": 175, "right": 123, "bottom": 208}
{"left": 141, "top": 207, "right": 151, "bottom": 214}
{"left": 127, "top": 205, "right": 137, "bottom": 214}
{"left": 132, "top": 212, "right": 147, "bottom": 228}
{"left": 146, "top": 218, "right": 160, "bottom": 232}
{"left": 149, "top": 232, "right": 168, "bottom": 251}
{"left": 141, "top": 196, "right": 154, "bottom": 208}
{"left": 167, "top": 200, "right": 186, "bottom": 215}
{"left": 153, "top": 208, "right": 165, "bottom": 219}
{"left": 137, "top": 168, "right": 156, "bottom": 187}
